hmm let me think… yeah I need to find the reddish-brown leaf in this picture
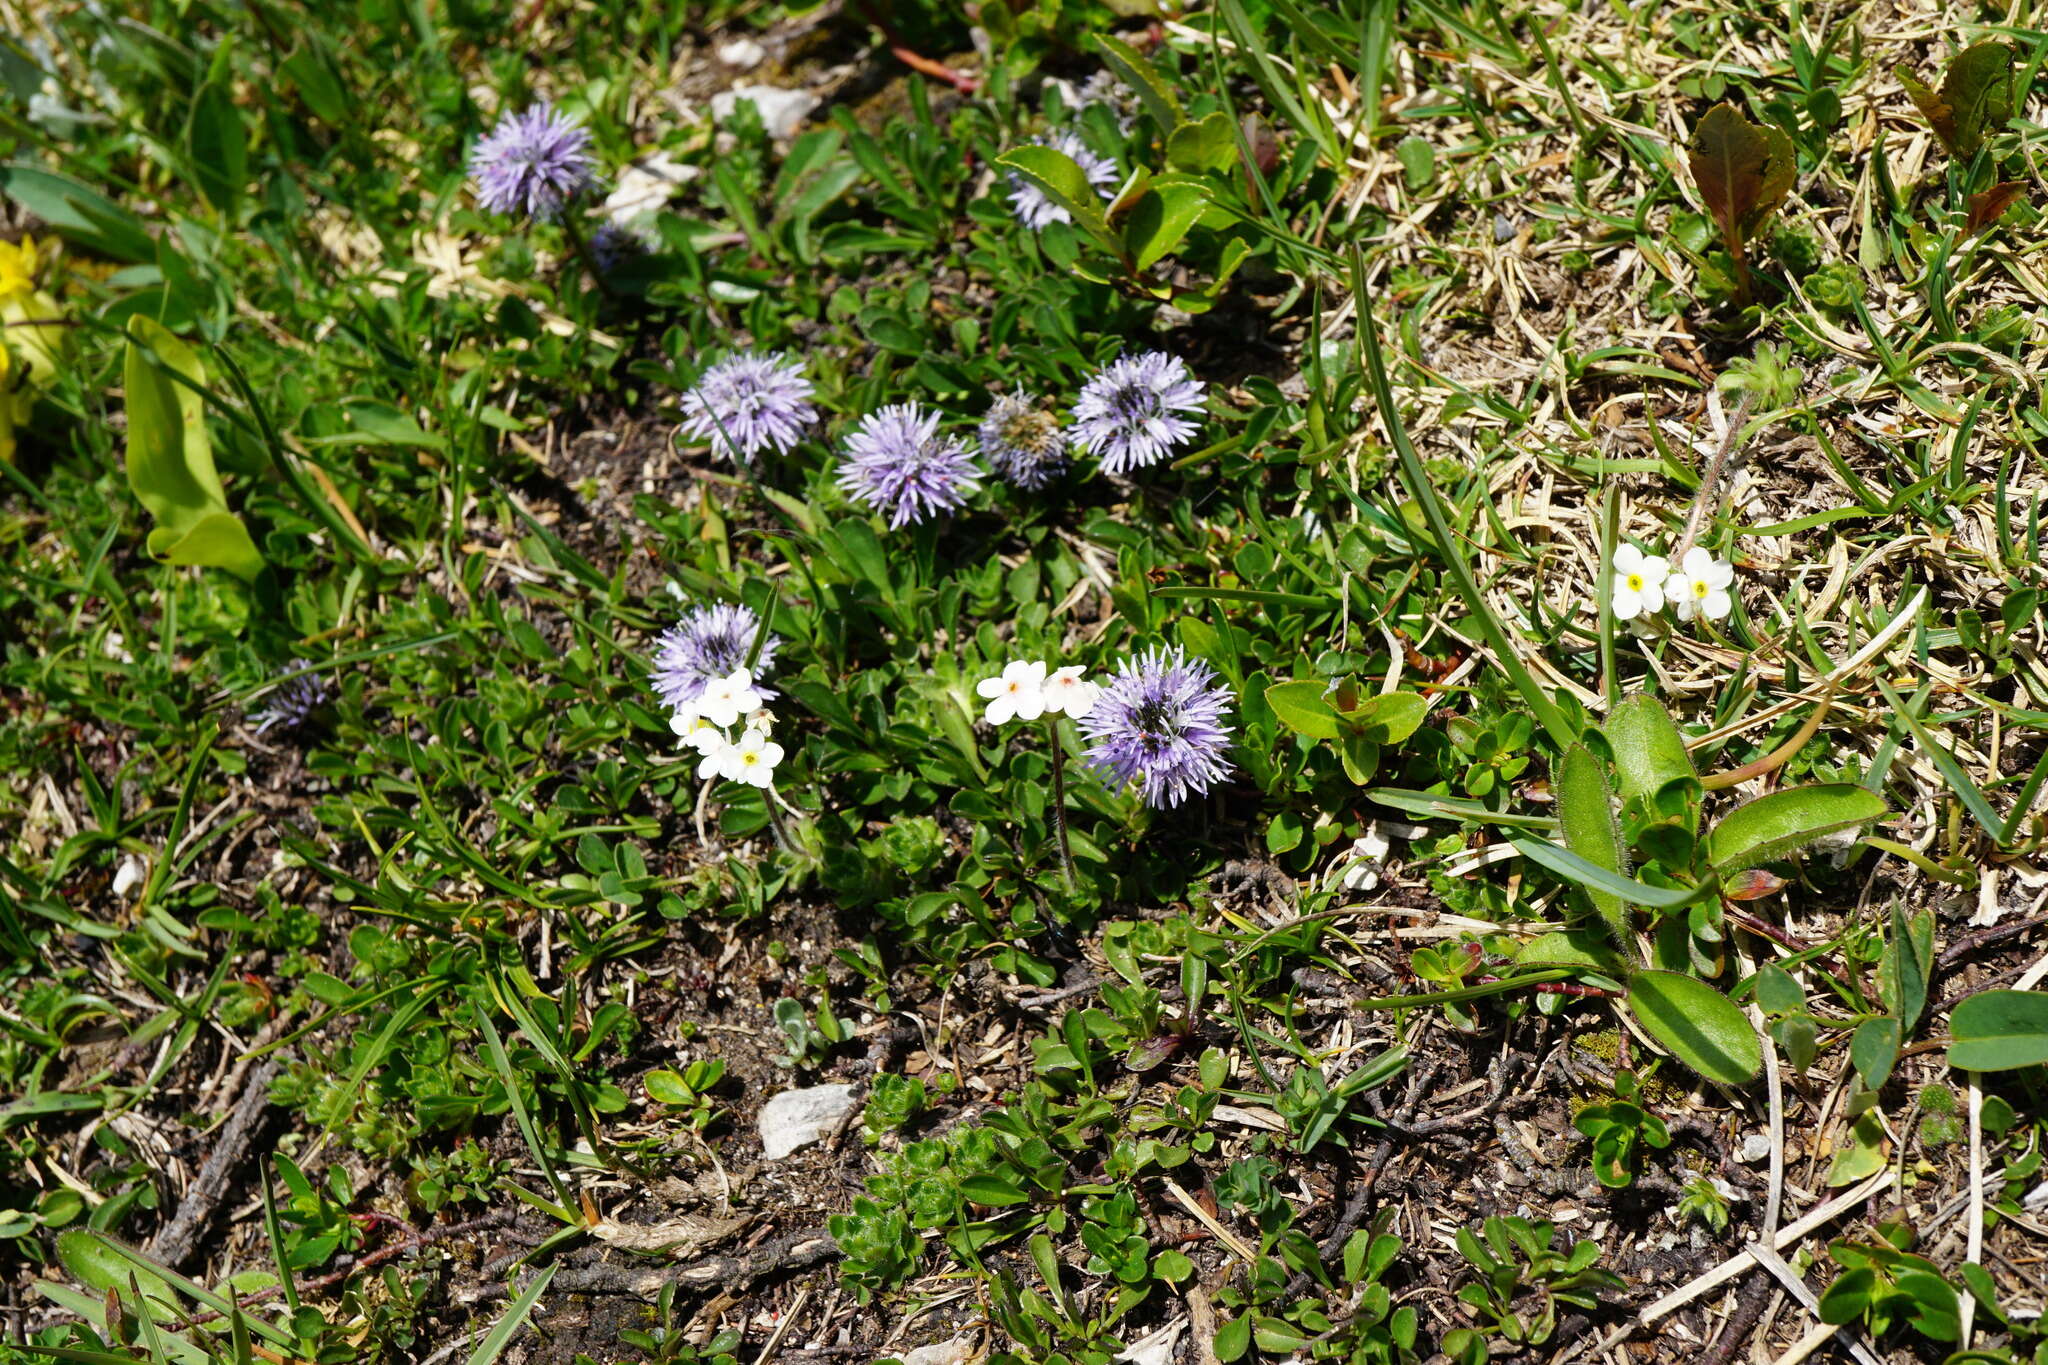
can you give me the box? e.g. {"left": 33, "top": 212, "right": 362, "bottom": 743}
{"left": 1688, "top": 104, "right": 1770, "bottom": 251}
{"left": 1967, "top": 180, "right": 2028, "bottom": 236}
{"left": 1722, "top": 867, "right": 1790, "bottom": 902}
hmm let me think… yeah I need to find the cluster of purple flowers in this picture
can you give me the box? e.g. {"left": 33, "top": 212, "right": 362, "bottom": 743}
{"left": 469, "top": 101, "right": 596, "bottom": 222}
{"left": 248, "top": 662, "right": 332, "bottom": 738}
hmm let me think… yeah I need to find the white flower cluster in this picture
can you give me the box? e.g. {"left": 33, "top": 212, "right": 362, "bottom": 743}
{"left": 671, "top": 666, "right": 783, "bottom": 787}
{"left": 1609, "top": 545, "right": 1736, "bottom": 626}
{"left": 974, "top": 660, "right": 1099, "bottom": 726}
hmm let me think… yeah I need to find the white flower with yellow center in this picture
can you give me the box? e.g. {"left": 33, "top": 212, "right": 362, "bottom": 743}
{"left": 975, "top": 660, "right": 1048, "bottom": 725}
{"left": 670, "top": 707, "right": 725, "bottom": 755}
{"left": 695, "top": 667, "right": 763, "bottom": 729}
{"left": 715, "top": 728, "right": 784, "bottom": 788}
{"left": 1041, "top": 666, "right": 1099, "bottom": 719}
{"left": 1608, "top": 544, "right": 1670, "bottom": 621}
{"left": 1665, "top": 548, "right": 1736, "bottom": 622}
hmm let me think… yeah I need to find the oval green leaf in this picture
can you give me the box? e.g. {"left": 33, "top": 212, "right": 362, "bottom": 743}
{"left": 1603, "top": 694, "right": 1698, "bottom": 821}
{"left": 1705, "top": 784, "right": 1887, "bottom": 872}
{"left": 1556, "top": 744, "right": 1632, "bottom": 946}
{"left": 1948, "top": 990, "right": 2048, "bottom": 1071}
{"left": 1264, "top": 680, "right": 1340, "bottom": 740}
{"left": 1625, "top": 970, "right": 1762, "bottom": 1085}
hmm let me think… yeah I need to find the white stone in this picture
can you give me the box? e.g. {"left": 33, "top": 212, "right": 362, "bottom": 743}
{"left": 717, "top": 38, "right": 767, "bottom": 69}
{"left": 1740, "top": 1134, "right": 1772, "bottom": 1164}
{"left": 111, "top": 856, "right": 145, "bottom": 900}
{"left": 710, "top": 85, "right": 817, "bottom": 141}
{"left": 757, "top": 1083, "right": 857, "bottom": 1160}
{"left": 900, "top": 1337, "right": 976, "bottom": 1365}
{"left": 603, "top": 152, "right": 699, "bottom": 226}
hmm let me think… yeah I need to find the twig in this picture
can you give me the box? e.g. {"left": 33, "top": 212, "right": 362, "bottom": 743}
{"left": 146, "top": 1059, "right": 280, "bottom": 1270}
{"left": 1669, "top": 391, "right": 1758, "bottom": 568}
{"left": 853, "top": 1, "right": 979, "bottom": 93}
{"left": 467, "top": 1227, "right": 838, "bottom": 1302}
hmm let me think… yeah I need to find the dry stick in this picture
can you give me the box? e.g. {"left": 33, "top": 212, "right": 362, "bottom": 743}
{"left": 1669, "top": 391, "right": 1759, "bottom": 570}
{"left": 146, "top": 1058, "right": 280, "bottom": 1271}
{"left": 854, "top": 1, "right": 980, "bottom": 93}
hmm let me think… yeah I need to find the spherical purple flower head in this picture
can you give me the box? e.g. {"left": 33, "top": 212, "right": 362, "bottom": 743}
{"left": 1070, "top": 351, "right": 1206, "bottom": 475}
{"left": 837, "top": 403, "right": 982, "bottom": 529}
{"left": 1007, "top": 132, "right": 1118, "bottom": 231}
{"left": 979, "top": 393, "right": 1068, "bottom": 490}
{"left": 1079, "top": 646, "right": 1236, "bottom": 810}
{"left": 469, "top": 101, "right": 596, "bottom": 222}
{"left": 679, "top": 351, "right": 817, "bottom": 464}
{"left": 250, "top": 662, "right": 331, "bottom": 737}
{"left": 652, "top": 603, "right": 781, "bottom": 711}
{"left": 589, "top": 221, "right": 650, "bottom": 272}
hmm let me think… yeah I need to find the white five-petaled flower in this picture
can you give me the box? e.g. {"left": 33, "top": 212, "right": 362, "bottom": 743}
{"left": 976, "top": 660, "right": 1049, "bottom": 725}
{"left": 716, "top": 728, "right": 784, "bottom": 787}
{"left": 1608, "top": 544, "right": 1670, "bottom": 621}
{"left": 672, "top": 708, "right": 726, "bottom": 755}
{"left": 744, "top": 707, "right": 775, "bottom": 734}
{"left": 1041, "top": 666, "right": 1099, "bottom": 719}
{"left": 1665, "top": 548, "right": 1736, "bottom": 622}
{"left": 696, "top": 667, "right": 764, "bottom": 728}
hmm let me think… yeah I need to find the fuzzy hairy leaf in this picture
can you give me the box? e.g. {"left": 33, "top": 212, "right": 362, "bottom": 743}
{"left": 1705, "top": 784, "right": 1887, "bottom": 872}
{"left": 1556, "top": 744, "right": 1633, "bottom": 947}
{"left": 1603, "top": 694, "right": 1699, "bottom": 828}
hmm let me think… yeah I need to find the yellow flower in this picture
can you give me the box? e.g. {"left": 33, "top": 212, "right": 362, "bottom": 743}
{"left": 1, "top": 288, "right": 65, "bottom": 390}
{"left": 0, "top": 235, "right": 39, "bottom": 297}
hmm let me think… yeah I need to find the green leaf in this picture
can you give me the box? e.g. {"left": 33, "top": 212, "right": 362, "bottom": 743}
{"left": 1341, "top": 692, "right": 1427, "bottom": 744}
{"left": 1625, "top": 971, "right": 1762, "bottom": 1084}
{"left": 1850, "top": 1015, "right": 1901, "bottom": 1091}
{"left": 1510, "top": 837, "right": 1702, "bottom": 908}
{"left": 1604, "top": 694, "right": 1698, "bottom": 824}
{"left": 995, "top": 146, "right": 1120, "bottom": 258}
{"left": 1899, "top": 41, "right": 2014, "bottom": 159}
{"left": 1213, "top": 1314, "right": 1252, "bottom": 1363}
{"left": 1125, "top": 179, "right": 1212, "bottom": 271}
{"left": 1948, "top": 990, "right": 2048, "bottom": 1071}
{"left": 188, "top": 80, "right": 247, "bottom": 218}
{"left": 958, "top": 1175, "right": 1029, "bottom": 1206}
{"left": 1556, "top": 745, "right": 1632, "bottom": 945}
{"left": 1166, "top": 111, "right": 1238, "bottom": 173}
{"left": 642, "top": 1068, "right": 694, "bottom": 1105}
{"left": 0, "top": 163, "right": 156, "bottom": 262}
{"left": 1705, "top": 784, "right": 1887, "bottom": 872}
{"left": 123, "top": 317, "right": 265, "bottom": 583}
{"left": 1826, "top": 1110, "right": 1888, "bottom": 1185}
{"left": 1513, "top": 929, "right": 1627, "bottom": 980}
{"left": 1090, "top": 34, "right": 1181, "bottom": 132}
{"left": 1879, "top": 904, "right": 1934, "bottom": 1028}
{"left": 1687, "top": 103, "right": 1796, "bottom": 251}
{"left": 1265, "top": 680, "right": 1340, "bottom": 740}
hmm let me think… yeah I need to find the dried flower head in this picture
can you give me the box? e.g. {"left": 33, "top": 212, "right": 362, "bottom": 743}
{"left": 1070, "top": 351, "right": 1206, "bottom": 475}
{"left": 678, "top": 350, "right": 816, "bottom": 465}
{"left": 1079, "top": 646, "right": 1235, "bottom": 809}
{"left": 837, "top": 403, "right": 982, "bottom": 529}
{"left": 979, "top": 393, "right": 1069, "bottom": 490}
{"left": 250, "top": 662, "right": 331, "bottom": 737}
{"left": 469, "top": 101, "right": 596, "bottom": 222}
{"left": 1007, "top": 132, "right": 1119, "bottom": 230}
{"left": 652, "top": 604, "right": 780, "bottom": 712}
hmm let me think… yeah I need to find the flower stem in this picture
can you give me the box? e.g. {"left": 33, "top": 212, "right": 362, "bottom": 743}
{"left": 1670, "top": 390, "right": 1757, "bottom": 566}
{"left": 1050, "top": 722, "right": 1077, "bottom": 893}
{"left": 559, "top": 212, "right": 617, "bottom": 301}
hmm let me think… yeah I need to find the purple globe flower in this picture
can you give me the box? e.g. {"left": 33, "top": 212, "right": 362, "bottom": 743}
{"left": 1079, "top": 646, "right": 1235, "bottom": 810}
{"left": 1007, "top": 132, "right": 1119, "bottom": 231}
{"left": 469, "top": 101, "right": 596, "bottom": 222}
{"left": 250, "top": 662, "right": 331, "bottom": 737}
{"left": 1071, "top": 351, "right": 1206, "bottom": 475}
{"left": 837, "top": 404, "right": 982, "bottom": 529}
{"left": 979, "top": 393, "right": 1068, "bottom": 490}
{"left": 679, "top": 351, "right": 817, "bottom": 464}
{"left": 589, "top": 221, "right": 650, "bottom": 271}
{"left": 652, "top": 604, "right": 781, "bottom": 711}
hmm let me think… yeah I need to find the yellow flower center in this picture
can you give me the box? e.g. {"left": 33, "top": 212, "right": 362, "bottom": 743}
{"left": 1693, "top": 580, "right": 1710, "bottom": 598}
{"left": 1625, "top": 573, "right": 1644, "bottom": 591}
